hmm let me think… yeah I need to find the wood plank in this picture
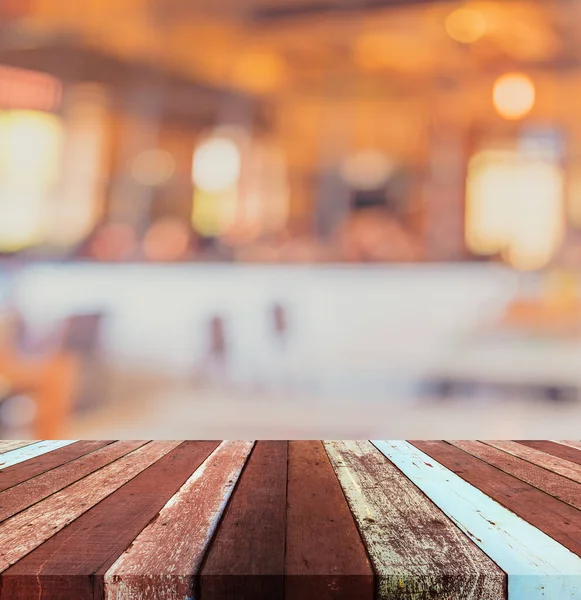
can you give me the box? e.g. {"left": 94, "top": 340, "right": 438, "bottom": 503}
{"left": 0, "top": 440, "right": 113, "bottom": 493}
{"left": 0, "top": 441, "right": 180, "bottom": 572}
{"left": 485, "top": 441, "right": 581, "bottom": 484}
{"left": 557, "top": 441, "right": 581, "bottom": 451}
{"left": 325, "top": 440, "right": 504, "bottom": 600}
{"left": 449, "top": 440, "right": 581, "bottom": 511}
{"left": 104, "top": 441, "right": 254, "bottom": 600}
{"left": 0, "top": 440, "right": 76, "bottom": 469}
{"left": 517, "top": 441, "right": 581, "bottom": 466}
{"left": 378, "top": 440, "right": 581, "bottom": 600}
{"left": 1, "top": 441, "right": 220, "bottom": 600}
{"left": 0, "top": 441, "right": 35, "bottom": 454}
{"left": 286, "top": 441, "right": 374, "bottom": 600}
{"left": 200, "top": 441, "right": 288, "bottom": 600}
{"left": 0, "top": 440, "right": 146, "bottom": 522}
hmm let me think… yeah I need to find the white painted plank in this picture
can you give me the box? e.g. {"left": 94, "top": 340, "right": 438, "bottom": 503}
{"left": 104, "top": 440, "right": 254, "bottom": 600}
{"left": 0, "top": 440, "right": 76, "bottom": 469}
{"left": 485, "top": 441, "right": 581, "bottom": 484}
{"left": 324, "top": 440, "right": 505, "bottom": 600}
{"left": 0, "top": 441, "right": 180, "bottom": 572}
{"left": 373, "top": 440, "right": 581, "bottom": 600}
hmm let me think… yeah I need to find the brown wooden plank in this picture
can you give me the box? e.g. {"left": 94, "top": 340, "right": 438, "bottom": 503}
{"left": 412, "top": 441, "right": 581, "bottom": 558}
{"left": 285, "top": 441, "right": 374, "bottom": 600}
{"left": 517, "top": 440, "right": 581, "bottom": 466}
{"left": 0, "top": 440, "right": 147, "bottom": 522}
{"left": 326, "top": 441, "right": 505, "bottom": 600}
{"left": 450, "top": 440, "right": 581, "bottom": 511}
{"left": 1, "top": 441, "right": 220, "bottom": 600}
{"left": 0, "top": 440, "right": 114, "bottom": 493}
{"left": 485, "top": 440, "right": 581, "bottom": 483}
{"left": 104, "top": 441, "right": 254, "bottom": 600}
{"left": 0, "top": 441, "right": 180, "bottom": 572}
{"left": 558, "top": 441, "right": 581, "bottom": 451}
{"left": 0, "top": 441, "right": 35, "bottom": 454}
{"left": 200, "top": 441, "right": 287, "bottom": 600}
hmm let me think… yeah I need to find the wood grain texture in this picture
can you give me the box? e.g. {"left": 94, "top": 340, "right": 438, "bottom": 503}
{"left": 450, "top": 440, "right": 581, "bottom": 511}
{"left": 558, "top": 441, "right": 581, "bottom": 451}
{"left": 104, "top": 441, "right": 254, "bottom": 600}
{"left": 411, "top": 441, "right": 581, "bottom": 558}
{"left": 0, "top": 440, "right": 146, "bottom": 522}
{"left": 485, "top": 441, "right": 581, "bottom": 484}
{"left": 1, "top": 441, "right": 220, "bottom": 600}
{"left": 286, "top": 441, "right": 374, "bottom": 600}
{"left": 517, "top": 441, "right": 581, "bottom": 466}
{"left": 380, "top": 441, "right": 581, "bottom": 600}
{"left": 325, "top": 440, "right": 504, "bottom": 600}
{"left": 0, "top": 441, "right": 35, "bottom": 454}
{"left": 0, "top": 440, "right": 76, "bottom": 469}
{"left": 0, "top": 441, "right": 180, "bottom": 572}
{"left": 200, "top": 441, "right": 288, "bottom": 600}
{"left": 0, "top": 440, "right": 113, "bottom": 494}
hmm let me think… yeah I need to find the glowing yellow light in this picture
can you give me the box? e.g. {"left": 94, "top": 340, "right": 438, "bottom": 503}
{"left": 445, "top": 7, "right": 487, "bottom": 44}
{"left": 493, "top": 73, "right": 535, "bottom": 120}
{"left": 466, "top": 150, "right": 564, "bottom": 271}
{"left": 0, "top": 110, "right": 63, "bottom": 251}
{"left": 192, "top": 186, "right": 238, "bottom": 237}
{"left": 192, "top": 137, "right": 241, "bottom": 193}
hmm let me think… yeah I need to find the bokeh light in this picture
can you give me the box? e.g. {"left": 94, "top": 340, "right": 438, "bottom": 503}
{"left": 89, "top": 222, "right": 136, "bottom": 261}
{"left": 340, "top": 150, "right": 395, "bottom": 190}
{"left": 493, "top": 73, "right": 536, "bottom": 120}
{"left": 445, "top": 7, "right": 487, "bottom": 44}
{"left": 143, "top": 218, "right": 191, "bottom": 262}
{"left": 192, "top": 137, "right": 241, "bottom": 193}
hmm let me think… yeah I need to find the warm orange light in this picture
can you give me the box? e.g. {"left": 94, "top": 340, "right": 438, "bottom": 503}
{"left": 90, "top": 223, "right": 136, "bottom": 261}
{"left": 143, "top": 218, "right": 190, "bottom": 262}
{"left": 445, "top": 7, "right": 487, "bottom": 44}
{"left": 493, "top": 73, "right": 535, "bottom": 120}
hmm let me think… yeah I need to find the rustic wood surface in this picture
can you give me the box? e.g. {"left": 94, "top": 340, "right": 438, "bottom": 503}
{"left": 200, "top": 441, "right": 288, "bottom": 600}
{"left": 326, "top": 440, "right": 505, "bottom": 600}
{"left": 0, "top": 439, "right": 579, "bottom": 600}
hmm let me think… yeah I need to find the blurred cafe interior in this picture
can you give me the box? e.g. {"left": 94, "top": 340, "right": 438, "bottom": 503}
{"left": 1, "top": 0, "right": 581, "bottom": 439}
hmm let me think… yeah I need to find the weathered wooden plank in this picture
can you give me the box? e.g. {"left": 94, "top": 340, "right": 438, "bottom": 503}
{"left": 200, "top": 441, "right": 288, "bottom": 600}
{"left": 325, "top": 440, "right": 504, "bottom": 600}
{"left": 517, "top": 441, "right": 581, "bottom": 466}
{"left": 557, "top": 441, "right": 581, "bottom": 451}
{"left": 0, "top": 440, "right": 146, "bottom": 522}
{"left": 450, "top": 440, "right": 581, "bottom": 511}
{"left": 400, "top": 440, "right": 581, "bottom": 598}
{"left": 104, "top": 441, "right": 254, "bottom": 600}
{"left": 0, "top": 440, "right": 113, "bottom": 493}
{"left": 286, "top": 441, "right": 374, "bottom": 600}
{"left": 1, "top": 441, "right": 220, "bottom": 600}
{"left": 0, "top": 441, "right": 35, "bottom": 454}
{"left": 0, "top": 441, "right": 180, "bottom": 572}
{"left": 485, "top": 441, "right": 581, "bottom": 484}
{"left": 0, "top": 440, "right": 76, "bottom": 469}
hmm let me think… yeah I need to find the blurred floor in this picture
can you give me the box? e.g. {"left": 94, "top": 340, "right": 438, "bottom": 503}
{"left": 67, "top": 379, "right": 581, "bottom": 440}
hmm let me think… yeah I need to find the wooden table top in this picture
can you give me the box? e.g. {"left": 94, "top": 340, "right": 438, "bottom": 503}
{"left": 0, "top": 440, "right": 580, "bottom": 599}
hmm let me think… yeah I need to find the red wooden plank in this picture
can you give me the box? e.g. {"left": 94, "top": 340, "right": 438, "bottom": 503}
{"left": 103, "top": 441, "right": 254, "bottom": 600}
{"left": 450, "top": 441, "right": 581, "bottom": 511}
{"left": 0, "top": 440, "right": 114, "bottom": 493}
{"left": 0, "top": 441, "right": 180, "bottom": 573}
{"left": 0, "top": 441, "right": 219, "bottom": 600}
{"left": 200, "top": 441, "right": 287, "bottom": 600}
{"left": 517, "top": 441, "right": 581, "bottom": 466}
{"left": 411, "top": 441, "right": 581, "bottom": 558}
{"left": 285, "top": 441, "right": 374, "bottom": 600}
{"left": 0, "top": 440, "right": 148, "bottom": 522}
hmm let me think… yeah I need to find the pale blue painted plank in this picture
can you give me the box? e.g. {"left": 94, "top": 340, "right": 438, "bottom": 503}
{"left": 0, "top": 440, "right": 76, "bottom": 469}
{"left": 372, "top": 440, "right": 581, "bottom": 600}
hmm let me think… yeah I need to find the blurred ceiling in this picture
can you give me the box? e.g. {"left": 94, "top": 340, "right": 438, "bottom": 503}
{"left": 1, "top": 0, "right": 579, "bottom": 98}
